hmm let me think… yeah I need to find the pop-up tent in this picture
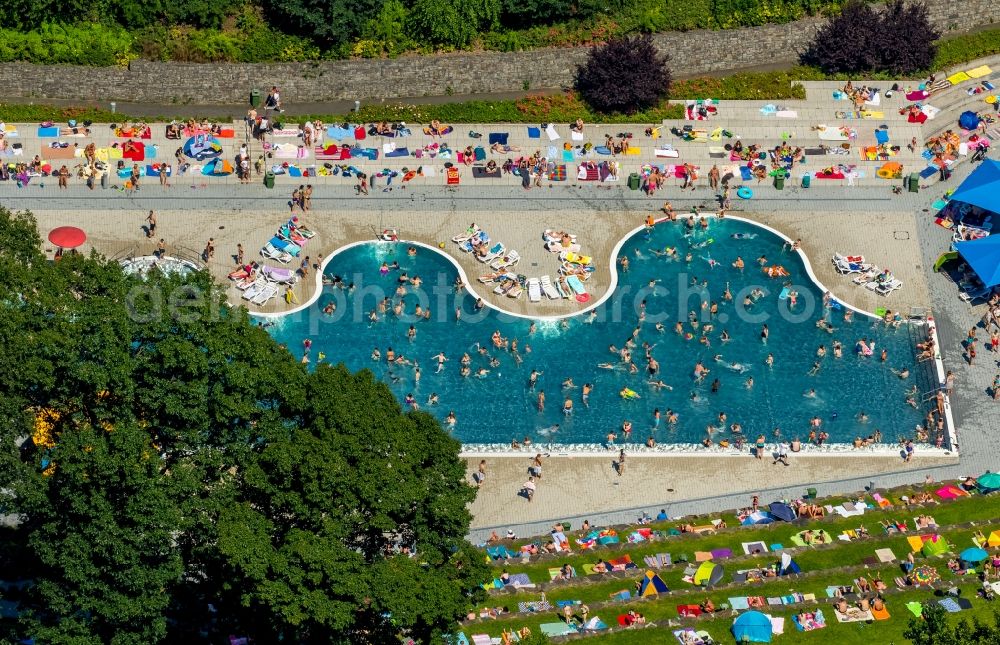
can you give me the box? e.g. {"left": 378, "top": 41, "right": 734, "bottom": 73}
{"left": 741, "top": 511, "right": 775, "bottom": 526}
{"left": 779, "top": 552, "right": 801, "bottom": 576}
{"left": 950, "top": 159, "right": 1000, "bottom": 216}
{"left": 637, "top": 570, "right": 669, "bottom": 596}
{"left": 956, "top": 235, "right": 1000, "bottom": 287}
{"left": 959, "top": 110, "right": 982, "bottom": 131}
{"left": 768, "top": 502, "right": 797, "bottom": 522}
{"left": 694, "top": 561, "right": 724, "bottom": 586}
{"left": 922, "top": 535, "right": 950, "bottom": 557}
{"left": 732, "top": 611, "right": 773, "bottom": 643}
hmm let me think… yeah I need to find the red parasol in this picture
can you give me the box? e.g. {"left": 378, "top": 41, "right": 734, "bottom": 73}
{"left": 48, "top": 226, "right": 87, "bottom": 249}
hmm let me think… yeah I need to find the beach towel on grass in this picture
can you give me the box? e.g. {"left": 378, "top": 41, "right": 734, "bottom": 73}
{"left": 835, "top": 607, "right": 873, "bottom": 622}
{"left": 539, "top": 623, "right": 577, "bottom": 637}
{"left": 939, "top": 598, "right": 962, "bottom": 613}
{"left": 488, "top": 133, "right": 509, "bottom": 145}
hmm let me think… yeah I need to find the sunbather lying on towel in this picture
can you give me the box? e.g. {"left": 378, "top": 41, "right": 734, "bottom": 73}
{"left": 491, "top": 142, "right": 520, "bottom": 154}
{"left": 59, "top": 126, "right": 90, "bottom": 136}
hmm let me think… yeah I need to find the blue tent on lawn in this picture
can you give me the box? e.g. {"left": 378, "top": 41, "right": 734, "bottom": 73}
{"left": 956, "top": 235, "right": 1000, "bottom": 287}
{"left": 732, "top": 611, "right": 773, "bottom": 643}
{"left": 950, "top": 159, "right": 1000, "bottom": 216}
{"left": 741, "top": 511, "right": 775, "bottom": 526}
{"left": 768, "top": 502, "right": 797, "bottom": 522}
{"left": 779, "top": 552, "right": 801, "bottom": 575}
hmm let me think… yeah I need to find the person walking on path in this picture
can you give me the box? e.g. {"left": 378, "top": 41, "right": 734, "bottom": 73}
{"left": 708, "top": 164, "right": 720, "bottom": 191}
{"left": 145, "top": 210, "right": 156, "bottom": 239}
{"left": 236, "top": 243, "right": 244, "bottom": 266}
{"left": 616, "top": 448, "right": 626, "bottom": 477}
{"left": 155, "top": 238, "right": 166, "bottom": 258}
{"left": 202, "top": 237, "right": 215, "bottom": 262}
{"left": 773, "top": 441, "right": 789, "bottom": 466}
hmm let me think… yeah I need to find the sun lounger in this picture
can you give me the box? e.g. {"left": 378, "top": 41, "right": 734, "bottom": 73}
{"left": 876, "top": 278, "right": 902, "bottom": 295}
{"left": 479, "top": 243, "right": 505, "bottom": 263}
{"left": 540, "top": 275, "right": 560, "bottom": 299}
{"left": 527, "top": 278, "right": 542, "bottom": 303}
{"left": 251, "top": 283, "right": 279, "bottom": 305}
{"left": 261, "top": 243, "right": 292, "bottom": 264}
{"left": 490, "top": 250, "right": 519, "bottom": 270}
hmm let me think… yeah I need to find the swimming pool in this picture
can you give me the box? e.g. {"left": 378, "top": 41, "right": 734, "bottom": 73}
{"left": 264, "top": 218, "right": 930, "bottom": 449}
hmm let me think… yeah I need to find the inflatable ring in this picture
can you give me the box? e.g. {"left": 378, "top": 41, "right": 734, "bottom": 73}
{"left": 576, "top": 293, "right": 590, "bottom": 303}
{"left": 737, "top": 187, "right": 753, "bottom": 199}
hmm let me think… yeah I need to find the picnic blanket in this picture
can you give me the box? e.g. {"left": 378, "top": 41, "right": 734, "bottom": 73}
{"left": 272, "top": 143, "right": 306, "bottom": 159}
{"left": 835, "top": 607, "right": 873, "bottom": 623}
{"left": 906, "top": 602, "right": 923, "bottom": 617}
{"left": 315, "top": 145, "right": 352, "bottom": 161}
{"left": 742, "top": 541, "right": 768, "bottom": 555}
{"left": 790, "top": 530, "right": 833, "bottom": 546}
{"left": 539, "top": 622, "right": 578, "bottom": 637}
{"left": 793, "top": 609, "right": 826, "bottom": 631}
{"left": 517, "top": 600, "right": 553, "bottom": 613}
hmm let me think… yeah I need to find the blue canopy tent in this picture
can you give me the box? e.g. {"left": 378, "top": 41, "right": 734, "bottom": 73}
{"left": 949, "top": 159, "right": 1000, "bottom": 215}
{"left": 956, "top": 235, "right": 1000, "bottom": 287}
{"left": 732, "top": 611, "right": 773, "bottom": 643}
{"left": 768, "top": 502, "right": 797, "bottom": 522}
{"left": 741, "top": 511, "right": 775, "bottom": 526}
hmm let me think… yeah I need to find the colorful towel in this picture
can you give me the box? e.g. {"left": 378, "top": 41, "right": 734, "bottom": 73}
{"left": 548, "top": 164, "right": 567, "bottom": 181}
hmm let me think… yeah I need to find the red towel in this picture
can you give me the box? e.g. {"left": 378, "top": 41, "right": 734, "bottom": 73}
{"left": 815, "top": 172, "right": 845, "bottom": 179}
{"left": 908, "top": 112, "right": 928, "bottom": 124}
{"left": 122, "top": 141, "right": 145, "bottom": 162}
{"left": 446, "top": 167, "right": 460, "bottom": 185}
{"left": 354, "top": 126, "right": 366, "bottom": 140}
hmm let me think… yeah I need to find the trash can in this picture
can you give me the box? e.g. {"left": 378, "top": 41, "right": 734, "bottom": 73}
{"left": 264, "top": 171, "right": 275, "bottom": 189}
{"left": 250, "top": 88, "right": 262, "bottom": 108}
{"left": 801, "top": 174, "right": 811, "bottom": 189}
{"left": 908, "top": 172, "right": 919, "bottom": 193}
{"left": 100, "top": 171, "right": 108, "bottom": 189}
{"left": 628, "top": 172, "right": 640, "bottom": 190}
{"left": 774, "top": 174, "right": 784, "bottom": 190}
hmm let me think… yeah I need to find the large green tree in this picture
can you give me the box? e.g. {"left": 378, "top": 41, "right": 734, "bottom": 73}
{"left": 265, "top": 0, "right": 386, "bottom": 48}
{"left": 0, "top": 208, "right": 484, "bottom": 642}
{"left": 217, "top": 365, "right": 487, "bottom": 642}
{"left": 905, "top": 603, "right": 1000, "bottom": 645}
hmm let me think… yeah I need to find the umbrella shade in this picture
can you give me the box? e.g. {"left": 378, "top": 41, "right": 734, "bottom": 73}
{"left": 768, "top": 502, "right": 796, "bottom": 522}
{"left": 48, "top": 226, "right": 87, "bottom": 249}
{"left": 960, "top": 547, "right": 988, "bottom": 564}
{"left": 977, "top": 472, "right": 1000, "bottom": 491}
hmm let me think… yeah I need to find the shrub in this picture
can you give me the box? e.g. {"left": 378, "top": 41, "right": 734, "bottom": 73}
{"left": 407, "top": 0, "right": 501, "bottom": 47}
{"left": 575, "top": 34, "right": 671, "bottom": 114}
{"left": 877, "top": 0, "right": 939, "bottom": 74}
{"left": 801, "top": 0, "right": 882, "bottom": 74}
{"left": 0, "top": 23, "right": 134, "bottom": 66}
{"left": 933, "top": 28, "right": 1000, "bottom": 69}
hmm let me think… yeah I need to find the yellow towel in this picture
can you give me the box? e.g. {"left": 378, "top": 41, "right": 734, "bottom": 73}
{"left": 947, "top": 71, "right": 971, "bottom": 85}
{"left": 861, "top": 111, "right": 884, "bottom": 119}
{"left": 967, "top": 65, "right": 992, "bottom": 79}
{"left": 907, "top": 536, "right": 924, "bottom": 552}
{"left": 625, "top": 146, "right": 641, "bottom": 156}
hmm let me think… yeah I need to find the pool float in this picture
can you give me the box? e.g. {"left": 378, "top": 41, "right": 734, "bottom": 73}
{"left": 779, "top": 287, "right": 790, "bottom": 300}
{"left": 763, "top": 265, "right": 790, "bottom": 278}
{"left": 620, "top": 388, "right": 640, "bottom": 400}
{"left": 731, "top": 233, "right": 757, "bottom": 240}
{"left": 691, "top": 238, "right": 714, "bottom": 249}
{"left": 380, "top": 228, "right": 399, "bottom": 242}
{"left": 737, "top": 187, "right": 753, "bottom": 199}
{"left": 829, "top": 300, "right": 842, "bottom": 310}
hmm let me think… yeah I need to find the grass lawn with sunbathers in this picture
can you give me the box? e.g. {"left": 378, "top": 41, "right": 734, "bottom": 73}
{"left": 456, "top": 480, "right": 1000, "bottom": 643}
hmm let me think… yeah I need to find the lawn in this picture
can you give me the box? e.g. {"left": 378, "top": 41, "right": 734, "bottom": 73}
{"left": 457, "top": 484, "right": 1000, "bottom": 643}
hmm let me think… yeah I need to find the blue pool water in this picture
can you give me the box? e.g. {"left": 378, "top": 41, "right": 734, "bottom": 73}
{"left": 264, "top": 219, "right": 928, "bottom": 447}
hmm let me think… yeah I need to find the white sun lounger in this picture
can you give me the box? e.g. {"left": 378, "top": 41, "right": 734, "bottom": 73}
{"left": 490, "top": 250, "right": 520, "bottom": 270}
{"left": 480, "top": 243, "right": 505, "bottom": 263}
{"left": 876, "top": 278, "right": 902, "bottom": 295}
{"left": 242, "top": 278, "right": 267, "bottom": 301}
{"left": 251, "top": 283, "right": 279, "bottom": 305}
{"left": 261, "top": 243, "right": 292, "bottom": 264}
{"left": 527, "top": 278, "right": 542, "bottom": 302}
{"left": 540, "top": 275, "right": 560, "bottom": 299}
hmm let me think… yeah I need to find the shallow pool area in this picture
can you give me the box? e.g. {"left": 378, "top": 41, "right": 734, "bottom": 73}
{"left": 264, "top": 218, "right": 932, "bottom": 449}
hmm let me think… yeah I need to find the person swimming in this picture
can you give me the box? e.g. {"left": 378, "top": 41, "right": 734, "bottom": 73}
{"left": 538, "top": 424, "right": 560, "bottom": 436}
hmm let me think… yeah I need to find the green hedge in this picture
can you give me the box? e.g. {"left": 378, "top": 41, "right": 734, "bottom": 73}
{"left": 0, "top": 23, "right": 133, "bottom": 66}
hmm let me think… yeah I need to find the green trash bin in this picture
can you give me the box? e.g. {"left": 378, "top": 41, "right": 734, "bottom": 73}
{"left": 250, "top": 88, "right": 262, "bottom": 108}
{"left": 774, "top": 174, "right": 784, "bottom": 190}
{"left": 908, "top": 172, "right": 919, "bottom": 193}
{"left": 628, "top": 172, "right": 640, "bottom": 190}
{"left": 801, "top": 174, "right": 810, "bottom": 189}
{"left": 264, "top": 171, "right": 275, "bottom": 189}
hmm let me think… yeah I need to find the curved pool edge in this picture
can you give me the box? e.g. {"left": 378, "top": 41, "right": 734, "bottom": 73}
{"left": 251, "top": 213, "right": 881, "bottom": 322}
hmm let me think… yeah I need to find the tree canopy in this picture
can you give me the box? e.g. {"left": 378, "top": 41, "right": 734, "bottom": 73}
{"left": 0, "top": 207, "right": 486, "bottom": 643}
{"left": 904, "top": 603, "right": 1000, "bottom": 645}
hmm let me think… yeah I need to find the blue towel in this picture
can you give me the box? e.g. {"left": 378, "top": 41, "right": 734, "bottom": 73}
{"left": 145, "top": 146, "right": 157, "bottom": 159}
{"left": 385, "top": 147, "right": 408, "bottom": 158}
{"left": 527, "top": 127, "right": 540, "bottom": 138}
{"left": 117, "top": 168, "right": 131, "bottom": 179}
{"left": 474, "top": 146, "right": 486, "bottom": 161}
{"left": 920, "top": 166, "right": 938, "bottom": 179}
{"left": 740, "top": 166, "right": 753, "bottom": 180}
{"left": 562, "top": 149, "right": 574, "bottom": 162}
{"left": 875, "top": 130, "right": 889, "bottom": 145}
{"left": 488, "top": 133, "right": 508, "bottom": 145}
{"left": 922, "top": 149, "right": 933, "bottom": 160}
{"left": 288, "top": 166, "right": 302, "bottom": 177}
{"left": 326, "top": 126, "right": 351, "bottom": 141}
{"left": 37, "top": 126, "right": 58, "bottom": 137}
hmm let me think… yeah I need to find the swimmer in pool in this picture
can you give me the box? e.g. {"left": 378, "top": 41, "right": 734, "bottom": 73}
{"left": 379, "top": 262, "right": 389, "bottom": 275}
{"left": 892, "top": 367, "right": 910, "bottom": 379}
{"left": 648, "top": 379, "right": 673, "bottom": 390}
{"left": 446, "top": 411, "right": 456, "bottom": 426}
{"left": 804, "top": 389, "right": 817, "bottom": 398}
{"left": 745, "top": 376, "right": 754, "bottom": 389}
{"left": 858, "top": 411, "right": 869, "bottom": 423}
{"left": 562, "top": 378, "right": 576, "bottom": 389}
{"left": 432, "top": 352, "right": 448, "bottom": 372}
{"left": 538, "top": 424, "right": 560, "bottom": 436}
{"left": 808, "top": 361, "right": 821, "bottom": 376}
{"left": 428, "top": 393, "right": 439, "bottom": 405}
{"left": 597, "top": 363, "right": 616, "bottom": 370}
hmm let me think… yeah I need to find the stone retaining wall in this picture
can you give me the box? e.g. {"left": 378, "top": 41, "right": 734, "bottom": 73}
{"left": 3, "top": 0, "right": 995, "bottom": 105}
